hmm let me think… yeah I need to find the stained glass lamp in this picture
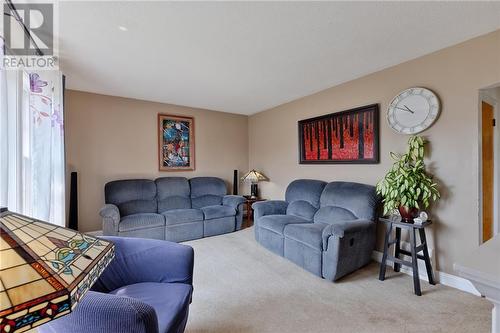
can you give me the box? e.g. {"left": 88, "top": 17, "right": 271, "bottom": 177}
{"left": 241, "top": 170, "right": 269, "bottom": 199}
{"left": 0, "top": 208, "right": 115, "bottom": 332}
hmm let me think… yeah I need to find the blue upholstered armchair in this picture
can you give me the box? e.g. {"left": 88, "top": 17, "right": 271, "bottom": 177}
{"left": 39, "top": 237, "right": 194, "bottom": 333}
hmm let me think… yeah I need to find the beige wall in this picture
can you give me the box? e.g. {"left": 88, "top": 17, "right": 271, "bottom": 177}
{"left": 66, "top": 91, "right": 248, "bottom": 232}
{"left": 249, "top": 30, "right": 500, "bottom": 275}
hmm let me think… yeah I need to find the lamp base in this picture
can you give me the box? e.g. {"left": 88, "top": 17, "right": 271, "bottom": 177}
{"left": 250, "top": 183, "right": 259, "bottom": 199}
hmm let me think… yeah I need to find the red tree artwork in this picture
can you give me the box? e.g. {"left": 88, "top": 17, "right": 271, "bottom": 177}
{"left": 299, "top": 104, "right": 379, "bottom": 164}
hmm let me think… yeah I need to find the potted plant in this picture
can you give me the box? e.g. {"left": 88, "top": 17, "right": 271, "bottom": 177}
{"left": 376, "top": 136, "right": 440, "bottom": 222}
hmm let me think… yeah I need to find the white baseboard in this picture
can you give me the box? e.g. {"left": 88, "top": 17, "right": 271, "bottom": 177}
{"left": 85, "top": 230, "right": 103, "bottom": 236}
{"left": 372, "top": 250, "right": 481, "bottom": 296}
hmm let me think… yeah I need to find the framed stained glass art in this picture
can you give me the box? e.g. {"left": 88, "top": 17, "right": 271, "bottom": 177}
{"left": 0, "top": 209, "right": 115, "bottom": 332}
{"left": 158, "top": 114, "right": 195, "bottom": 171}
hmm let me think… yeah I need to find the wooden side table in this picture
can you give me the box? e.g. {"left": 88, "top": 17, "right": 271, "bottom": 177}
{"left": 378, "top": 217, "right": 436, "bottom": 296}
{"left": 243, "top": 197, "right": 266, "bottom": 228}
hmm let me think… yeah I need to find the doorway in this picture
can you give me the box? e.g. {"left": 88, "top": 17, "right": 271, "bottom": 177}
{"left": 480, "top": 87, "right": 499, "bottom": 243}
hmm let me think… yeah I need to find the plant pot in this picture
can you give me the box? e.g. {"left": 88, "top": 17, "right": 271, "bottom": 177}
{"left": 398, "top": 206, "right": 419, "bottom": 223}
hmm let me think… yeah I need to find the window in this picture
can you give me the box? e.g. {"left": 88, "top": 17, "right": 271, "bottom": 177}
{"left": 0, "top": 64, "right": 66, "bottom": 226}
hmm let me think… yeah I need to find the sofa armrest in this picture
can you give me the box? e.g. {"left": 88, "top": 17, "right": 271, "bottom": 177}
{"left": 222, "top": 195, "right": 246, "bottom": 210}
{"left": 322, "top": 219, "right": 374, "bottom": 248}
{"left": 92, "top": 237, "right": 194, "bottom": 292}
{"left": 100, "top": 204, "right": 120, "bottom": 236}
{"left": 252, "top": 200, "right": 288, "bottom": 221}
{"left": 38, "top": 291, "right": 159, "bottom": 333}
{"left": 223, "top": 195, "right": 246, "bottom": 230}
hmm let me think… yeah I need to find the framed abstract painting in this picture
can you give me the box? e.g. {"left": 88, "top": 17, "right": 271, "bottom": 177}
{"left": 158, "top": 114, "right": 195, "bottom": 171}
{"left": 298, "top": 104, "right": 379, "bottom": 164}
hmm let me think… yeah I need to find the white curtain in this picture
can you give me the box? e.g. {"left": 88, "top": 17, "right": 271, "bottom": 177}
{"left": 0, "top": 44, "right": 66, "bottom": 226}
{"left": 0, "top": 39, "right": 7, "bottom": 209}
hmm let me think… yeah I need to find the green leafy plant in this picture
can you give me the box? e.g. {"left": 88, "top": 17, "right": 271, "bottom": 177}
{"left": 376, "top": 136, "right": 440, "bottom": 216}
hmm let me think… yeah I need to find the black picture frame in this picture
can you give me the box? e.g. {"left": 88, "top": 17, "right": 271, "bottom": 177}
{"left": 298, "top": 104, "right": 380, "bottom": 164}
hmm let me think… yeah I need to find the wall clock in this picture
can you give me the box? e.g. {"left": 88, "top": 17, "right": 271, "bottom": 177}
{"left": 387, "top": 87, "right": 440, "bottom": 134}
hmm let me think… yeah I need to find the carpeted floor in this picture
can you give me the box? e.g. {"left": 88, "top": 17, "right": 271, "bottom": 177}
{"left": 183, "top": 227, "right": 491, "bottom": 333}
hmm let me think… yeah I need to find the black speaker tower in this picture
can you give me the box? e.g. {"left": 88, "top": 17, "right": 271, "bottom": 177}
{"left": 233, "top": 170, "right": 238, "bottom": 195}
{"left": 68, "top": 172, "right": 78, "bottom": 230}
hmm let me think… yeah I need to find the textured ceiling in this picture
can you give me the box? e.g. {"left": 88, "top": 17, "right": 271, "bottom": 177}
{"left": 59, "top": 1, "right": 500, "bottom": 115}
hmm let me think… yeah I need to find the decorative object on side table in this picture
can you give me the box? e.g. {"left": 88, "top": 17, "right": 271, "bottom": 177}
{"left": 241, "top": 169, "right": 269, "bottom": 199}
{"left": 378, "top": 216, "right": 435, "bottom": 296}
{"left": 158, "top": 114, "right": 195, "bottom": 171}
{"left": 376, "top": 136, "right": 440, "bottom": 222}
{"left": 298, "top": 104, "right": 379, "bottom": 164}
{"left": 0, "top": 208, "right": 115, "bottom": 332}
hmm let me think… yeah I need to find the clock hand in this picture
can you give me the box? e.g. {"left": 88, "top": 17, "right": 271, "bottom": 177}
{"left": 403, "top": 105, "right": 415, "bottom": 114}
{"left": 394, "top": 106, "right": 414, "bottom": 113}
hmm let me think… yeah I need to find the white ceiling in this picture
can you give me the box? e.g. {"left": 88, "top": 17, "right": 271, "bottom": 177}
{"left": 59, "top": 1, "right": 500, "bottom": 115}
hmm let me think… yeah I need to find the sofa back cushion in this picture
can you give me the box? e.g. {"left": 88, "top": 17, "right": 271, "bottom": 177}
{"left": 318, "top": 181, "right": 378, "bottom": 221}
{"left": 155, "top": 177, "right": 191, "bottom": 213}
{"left": 105, "top": 179, "right": 157, "bottom": 216}
{"left": 314, "top": 206, "right": 357, "bottom": 224}
{"left": 285, "top": 179, "right": 327, "bottom": 208}
{"left": 286, "top": 200, "right": 317, "bottom": 220}
{"left": 190, "top": 177, "right": 227, "bottom": 209}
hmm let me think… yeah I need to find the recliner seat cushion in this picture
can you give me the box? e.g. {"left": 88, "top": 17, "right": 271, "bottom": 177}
{"left": 162, "top": 209, "right": 204, "bottom": 226}
{"left": 110, "top": 282, "right": 192, "bottom": 333}
{"left": 284, "top": 223, "right": 328, "bottom": 250}
{"left": 119, "top": 213, "right": 165, "bottom": 232}
{"left": 259, "top": 215, "right": 310, "bottom": 235}
{"left": 201, "top": 205, "right": 236, "bottom": 220}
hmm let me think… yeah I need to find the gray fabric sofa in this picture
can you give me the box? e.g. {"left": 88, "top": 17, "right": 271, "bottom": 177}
{"left": 100, "top": 177, "right": 245, "bottom": 242}
{"left": 253, "top": 179, "right": 379, "bottom": 281}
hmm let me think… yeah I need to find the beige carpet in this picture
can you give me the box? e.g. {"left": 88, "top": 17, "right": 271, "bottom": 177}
{"left": 183, "top": 227, "right": 491, "bottom": 333}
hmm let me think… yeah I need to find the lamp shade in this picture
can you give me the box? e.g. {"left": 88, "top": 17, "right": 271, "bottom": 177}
{"left": 0, "top": 209, "right": 115, "bottom": 332}
{"left": 241, "top": 170, "right": 269, "bottom": 183}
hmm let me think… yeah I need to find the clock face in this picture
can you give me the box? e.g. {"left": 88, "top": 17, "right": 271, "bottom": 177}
{"left": 387, "top": 87, "right": 440, "bottom": 134}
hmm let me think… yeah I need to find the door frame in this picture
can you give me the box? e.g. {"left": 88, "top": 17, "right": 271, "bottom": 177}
{"left": 479, "top": 90, "right": 499, "bottom": 244}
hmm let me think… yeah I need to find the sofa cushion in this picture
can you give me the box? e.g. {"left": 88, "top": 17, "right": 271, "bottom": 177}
{"left": 105, "top": 179, "right": 157, "bottom": 216}
{"left": 118, "top": 213, "right": 165, "bottom": 232}
{"left": 286, "top": 200, "right": 317, "bottom": 220}
{"left": 313, "top": 206, "right": 357, "bottom": 224}
{"left": 119, "top": 200, "right": 158, "bottom": 217}
{"left": 319, "top": 181, "right": 378, "bottom": 220}
{"left": 285, "top": 179, "right": 327, "bottom": 208}
{"left": 162, "top": 209, "right": 204, "bottom": 226}
{"left": 191, "top": 195, "right": 222, "bottom": 209}
{"left": 284, "top": 222, "right": 328, "bottom": 250}
{"left": 156, "top": 177, "right": 191, "bottom": 212}
{"left": 110, "top": 282, "right": 192, "bottom": 333}
{"left": 259, "top": 215, "right": 311, "bottom": 235}
{"left": 190, "top": 177, "right": 226, "bottom": 209}
{"left": 201, "top": 205, "right": 236, "bottom": 220}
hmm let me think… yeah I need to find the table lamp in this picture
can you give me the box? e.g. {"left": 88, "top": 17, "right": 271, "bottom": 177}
{"left": 0, "top": 208, "right": 115, "bottom": 332}
{"left": 241, "top": 169, "right": 269, "bottom": 199}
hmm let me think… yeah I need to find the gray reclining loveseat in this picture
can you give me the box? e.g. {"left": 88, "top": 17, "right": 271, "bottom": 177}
{"left": 100, "top": 176, "right": 245, "bottom": 242}
{"left": 253, "top": 179, "right": 379, "bottom": 281}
